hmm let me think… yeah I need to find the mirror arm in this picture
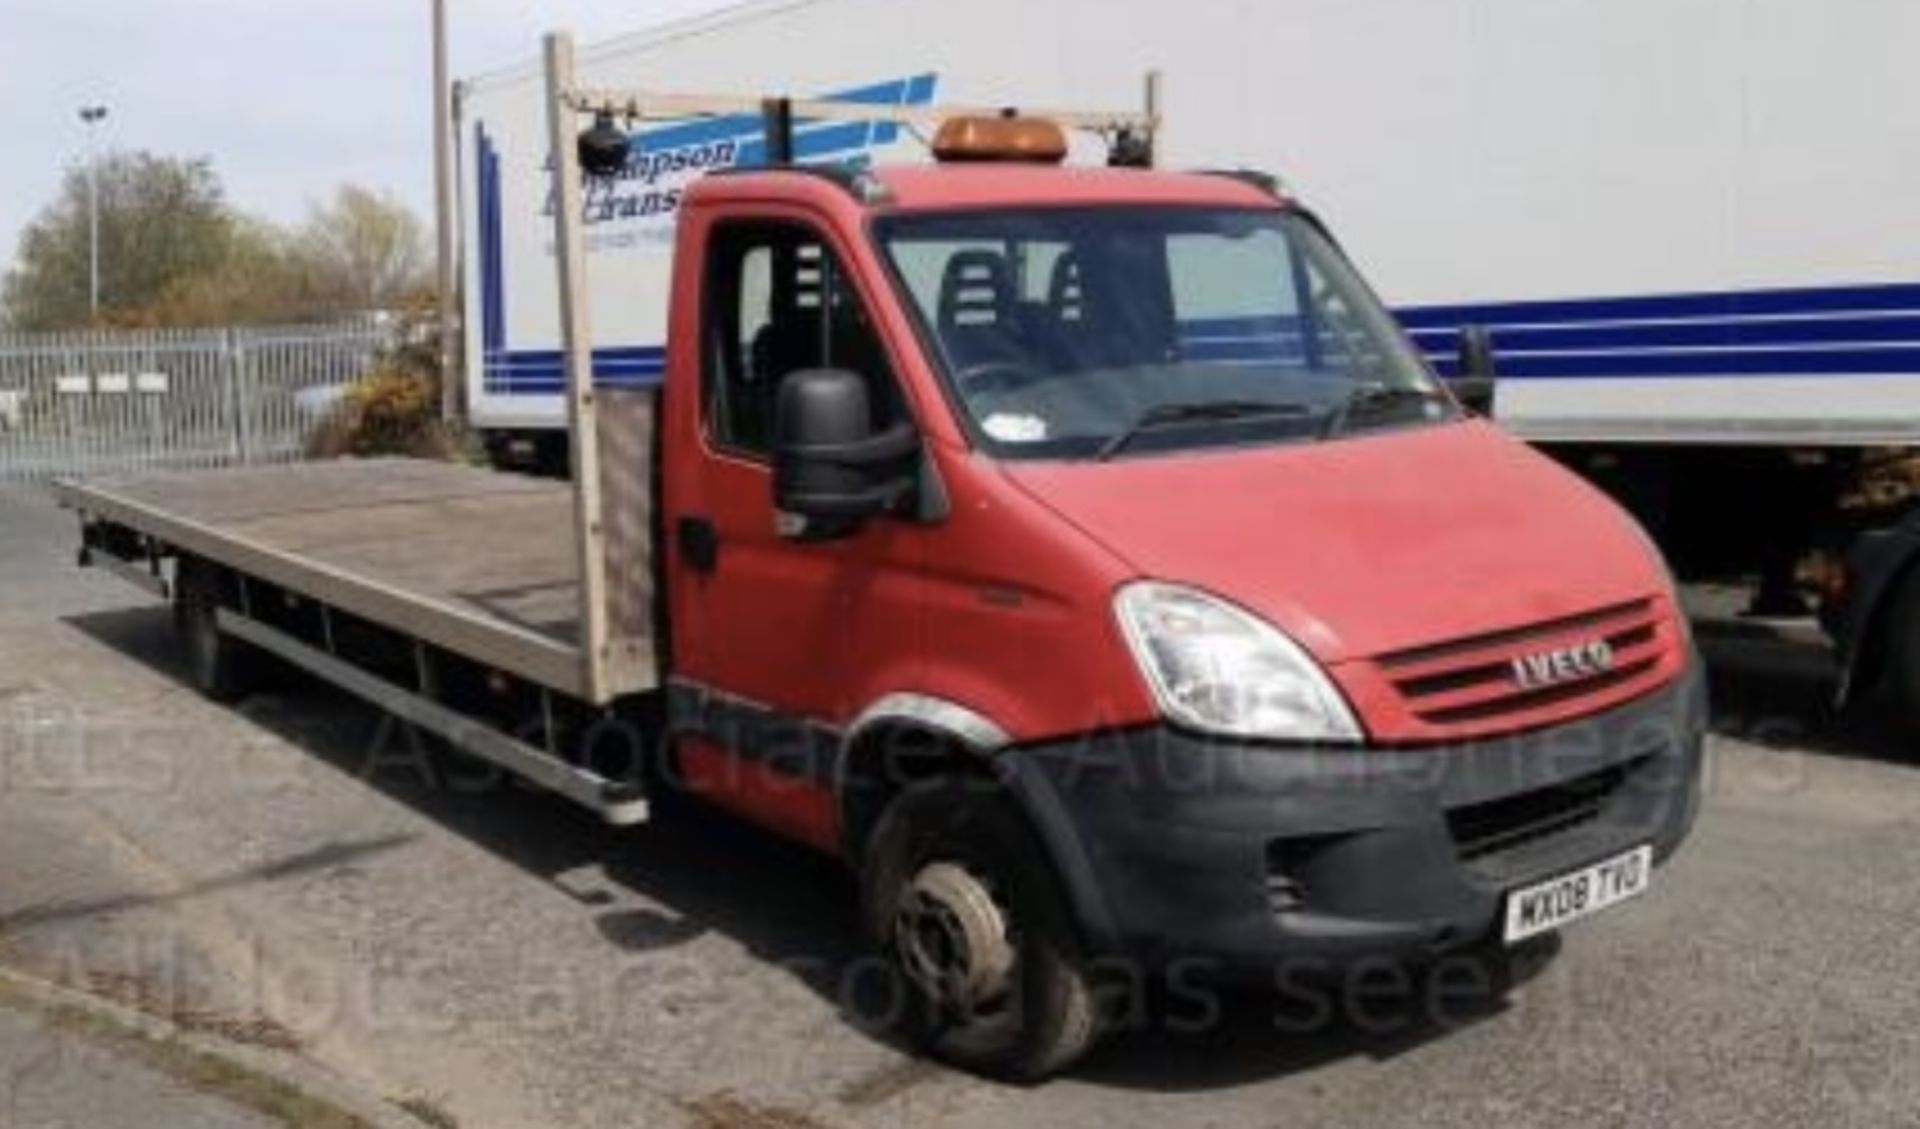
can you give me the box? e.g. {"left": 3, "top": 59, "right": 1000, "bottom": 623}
{"left": 1452, "top": 324, "right": 1498, "bottom": 415}
{"left": 782, "top": 480, "right": 913, "bottom": 519}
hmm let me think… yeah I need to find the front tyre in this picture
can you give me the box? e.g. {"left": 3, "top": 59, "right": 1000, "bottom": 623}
{"left": 860, "top": 779, "right": 1107, "bottom": 1081}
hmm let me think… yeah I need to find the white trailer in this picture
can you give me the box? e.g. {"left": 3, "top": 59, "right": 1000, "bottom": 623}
{"left": 458, "top": 0, "right": 1920, "bottom": 443}
{"left": 455, "top": 0, "right": 1920, "bottom": 721}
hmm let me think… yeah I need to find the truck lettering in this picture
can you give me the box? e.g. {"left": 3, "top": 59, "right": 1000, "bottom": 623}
{"left": 542, "top": 139, "right": 736, "bottom": 226}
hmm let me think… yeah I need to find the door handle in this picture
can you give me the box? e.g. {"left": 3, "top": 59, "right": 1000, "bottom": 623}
{"left": 677, "top": 516, "right": 719, "bottom": 574}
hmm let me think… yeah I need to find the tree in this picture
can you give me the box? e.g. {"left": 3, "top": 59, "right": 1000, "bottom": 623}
{"left": 142, "top": 218, "right": 318, "bottom": 328}
{"left": 294, "top": 185, "right": 431, "bottom": 312}
{"left": 2, "top": 152, "right": 236, "bottom": 330}
{"left": 143, "top": 189, "right": 437, "bottom": 327}
{"left": 3, "top": 154, "right": 433, "bottom": 330}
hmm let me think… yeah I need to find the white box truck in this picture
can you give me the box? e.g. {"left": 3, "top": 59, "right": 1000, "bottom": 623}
{"left": 456, "top": 0, "right": 1920, "bottom": 724}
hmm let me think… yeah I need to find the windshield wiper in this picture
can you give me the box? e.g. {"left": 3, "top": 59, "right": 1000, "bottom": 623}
{"left": 1096, "top": 399, "right": 1310, "bottom": 461}
{"left": 1320, "top": 383, "right": 1454, "bottom": 439}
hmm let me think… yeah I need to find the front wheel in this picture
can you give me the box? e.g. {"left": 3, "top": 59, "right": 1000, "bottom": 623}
{"left": 860, "top": 778, "right": 1108, "bottom": 1081}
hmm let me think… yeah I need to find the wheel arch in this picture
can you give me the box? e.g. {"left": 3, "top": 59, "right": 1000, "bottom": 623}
{"left": 836, "top": 692, "right": 1120, "bottom": 955}
{"left": 836, "top": 693, "right": 1008, "bottom": 859}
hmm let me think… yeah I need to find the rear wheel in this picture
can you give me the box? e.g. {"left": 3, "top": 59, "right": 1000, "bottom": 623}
{"left": 1884, "top": 567, "right": 1920, "bottom": 736}
{"left": 173, "top": 559, "right": 251, "bottom": 700}
{"left": 860, "top": 778, "right": 1108, "bottom": 1081}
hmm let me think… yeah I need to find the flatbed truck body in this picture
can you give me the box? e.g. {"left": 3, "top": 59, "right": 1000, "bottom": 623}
{"left": 55, "top": 458, "right": 657, "bottom": 823}
{"left": 54, "top": 37, "right": 1704, "bottom": 1079}
{"left": 59, "top": 459, "right": 633, "bottom": 698}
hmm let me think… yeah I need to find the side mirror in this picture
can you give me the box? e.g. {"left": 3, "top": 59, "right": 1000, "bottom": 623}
{"left": 773, "top": 368, "right": 918, "bottom": 540}
{"left": 1453, "top": 324, "right": 1498, "bottom": 416}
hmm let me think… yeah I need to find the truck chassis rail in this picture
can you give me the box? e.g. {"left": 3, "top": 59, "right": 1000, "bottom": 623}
{"left": 214, "top": 607, "right": 648, "bottom": 825}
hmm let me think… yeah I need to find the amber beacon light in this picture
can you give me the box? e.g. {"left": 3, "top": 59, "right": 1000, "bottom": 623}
{"left": 931, "top": 115, "right": 1070, "bottom": 163}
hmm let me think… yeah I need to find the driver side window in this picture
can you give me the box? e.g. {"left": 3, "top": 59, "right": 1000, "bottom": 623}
{"left": 703, "top": 221, "right": 907, "bottom": 459}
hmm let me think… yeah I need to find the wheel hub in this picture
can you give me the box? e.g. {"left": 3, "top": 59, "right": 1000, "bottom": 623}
{"left": 893, "top": 861, "right": 1016, "bottom": 1011}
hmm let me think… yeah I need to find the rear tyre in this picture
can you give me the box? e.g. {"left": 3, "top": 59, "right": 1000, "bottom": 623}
{"left": 860, "top": 778, "right": 1108, "bottom": 1081}
{"left": 173, "top": 559, "right": 250, "bottom": 701}
{"left": 1884, "top": 567, "right": 1920, "bottom": 738}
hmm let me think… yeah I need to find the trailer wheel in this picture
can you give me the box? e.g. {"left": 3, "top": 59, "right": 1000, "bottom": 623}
{"left": 860, "top": 779, "right": 1108, "bottom": 1081}
{"left": 173, "top": 560, "right": 250, "bottom": 701}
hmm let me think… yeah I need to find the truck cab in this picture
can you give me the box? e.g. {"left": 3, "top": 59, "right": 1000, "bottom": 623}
{"left": 650, "top": 148, "right": 1704, "bottom": 1073}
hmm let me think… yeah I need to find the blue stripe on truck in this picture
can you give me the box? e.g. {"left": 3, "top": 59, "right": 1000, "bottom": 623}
{"left": 1426, "top": 347, "right": 1920, "bottom": 381}
{"left": 1398, "top": 282, "right": 1920, "bottom": 330}
{"left": 1404, "top": 314, "right": 1920, "bottom": 353}
{"left": 485, "top": 347, "right": 666, "bottom": 394}
{"left": 477, "top": 124, "right": 506, "bottom": 359}
{"left": 481, "top": 279, "right": 1920, "bottom": 394}
{"left": 1400, "top": 281, "right": 1920, "bottom": 380}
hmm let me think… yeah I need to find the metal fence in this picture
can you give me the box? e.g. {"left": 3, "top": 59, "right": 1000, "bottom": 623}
{"left": 0, "top": 321, "right": 388, "bottom": 482}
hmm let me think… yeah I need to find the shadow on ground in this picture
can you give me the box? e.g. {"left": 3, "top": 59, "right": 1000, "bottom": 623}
{"left": 55, "top": 601, "right": 1908, "bottom": 1091}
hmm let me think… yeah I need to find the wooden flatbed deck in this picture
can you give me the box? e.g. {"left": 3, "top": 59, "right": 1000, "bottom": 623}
{"left": 54, "top": 458, "right": 657, "bottom": 700}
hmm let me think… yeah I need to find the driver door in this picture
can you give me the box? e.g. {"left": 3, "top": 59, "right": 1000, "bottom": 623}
{"left": 666, "top": 213, "right": 912, "bottom": 845}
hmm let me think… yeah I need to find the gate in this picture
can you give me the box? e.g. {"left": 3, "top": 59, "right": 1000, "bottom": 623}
{"left": 0, "top": 321, "right": 387, "bottom": 482}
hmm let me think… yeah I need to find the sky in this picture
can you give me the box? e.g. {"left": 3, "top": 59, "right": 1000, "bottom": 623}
{"left": 0, "top": 0, "right": 741, "bottom": 269}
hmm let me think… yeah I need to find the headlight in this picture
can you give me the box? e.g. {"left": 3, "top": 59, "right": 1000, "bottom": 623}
{"left": 1114, "top": 581, "right": 1363, "bottom": 743}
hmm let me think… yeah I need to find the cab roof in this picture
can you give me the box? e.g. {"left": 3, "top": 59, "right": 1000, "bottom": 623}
{"left": 684, "top": 163, "right": 1288, "bottom": 215}
{"left": 868, "top": 164, "right": 1286, "bottom": 213}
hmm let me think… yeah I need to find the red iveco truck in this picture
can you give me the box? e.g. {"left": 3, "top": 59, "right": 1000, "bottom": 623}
{"left": 54, "top": 34, "right": 1702, "bottom": 1078}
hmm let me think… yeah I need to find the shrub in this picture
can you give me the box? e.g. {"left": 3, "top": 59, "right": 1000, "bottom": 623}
{"left": 305, "top": 367, "right": 457, "bottom": 459}
{"left": 305, "top": 296, "right": 475, "bottom": 462}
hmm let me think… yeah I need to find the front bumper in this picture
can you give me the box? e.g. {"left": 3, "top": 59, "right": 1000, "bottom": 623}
{"left": 1002, "top": 661, "right": 1706, "bottom": 974}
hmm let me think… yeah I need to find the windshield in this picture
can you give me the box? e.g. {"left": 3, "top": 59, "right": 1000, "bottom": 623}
{"left": 879, "top": 207, "right": 1452, "bottom": 460}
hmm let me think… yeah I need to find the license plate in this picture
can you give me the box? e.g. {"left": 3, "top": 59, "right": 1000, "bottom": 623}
{"left": 1503, "top": 844, "right": 1653, "bottom": 944}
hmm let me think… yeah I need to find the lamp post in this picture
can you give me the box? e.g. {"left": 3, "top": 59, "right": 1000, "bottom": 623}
{"left": 432, "top": 0, "right": 461, "bottom": 424}
{"left": 79, "top": 105, "right": 109, "bottom": 321}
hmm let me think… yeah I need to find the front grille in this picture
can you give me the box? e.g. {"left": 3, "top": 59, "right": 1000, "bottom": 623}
{"left": 1376, "top": 598, "right": 1667, "bottom": 732}
{"left": 1446, "top": 757, "right": 1644, "bottom": 862}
